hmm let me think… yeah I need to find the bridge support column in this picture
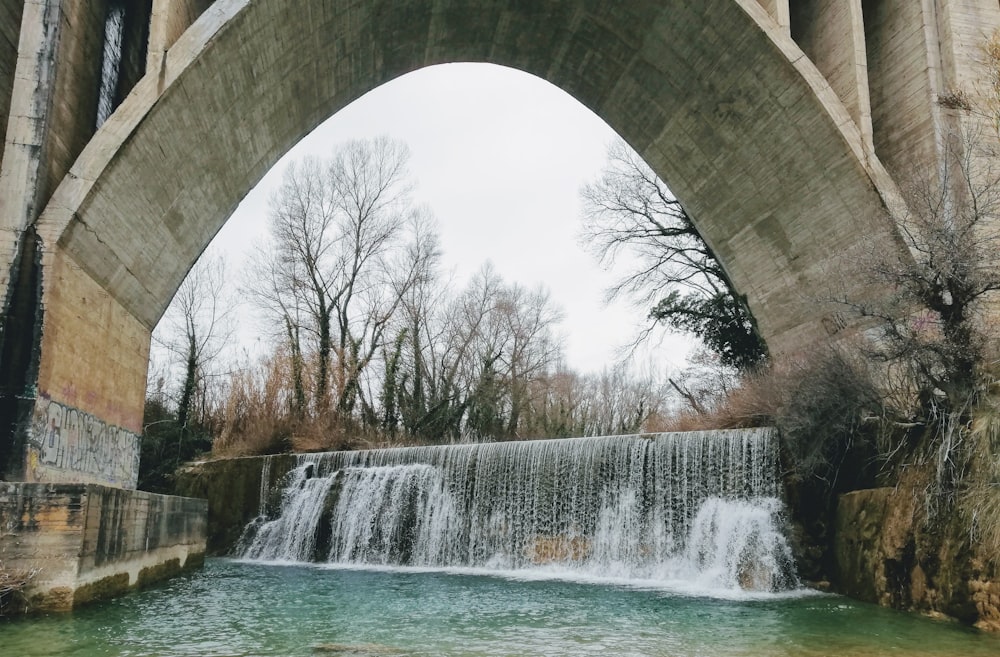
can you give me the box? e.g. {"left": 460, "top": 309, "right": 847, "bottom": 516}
{"left": 757, "top": 0, "right": 791, "bottom": 34}
{"left": 146, "top": 0, "right": 213, "bottom": 74}
{"left": 0, "top": 0, "right": 23, "bottom": 167}
{"left": 0, "top": 239, "right": 150, "bottom": 488}
{"left": 858, "top": 0, "right": 1000, "bottom": 181}
{"left": 1, "top": 0, "right": 71, "bottom": 483}
{"left": 790, "top": 0, "right": 874, "bottom": 155}
{"left": 1, "top": 2, "right": 154, "bottom": 487}
{"left": 24, "top": 244, "right": 150, "bottom": 488}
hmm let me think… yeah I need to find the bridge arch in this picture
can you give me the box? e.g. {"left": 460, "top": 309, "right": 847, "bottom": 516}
{"left": 36, "top": 0, "right": 900, "bottom": 348}
{"left": 10, "top": 0, "right": 921, "bottom": 486}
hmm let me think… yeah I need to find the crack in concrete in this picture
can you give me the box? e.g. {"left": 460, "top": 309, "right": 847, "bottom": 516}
{"left": 67, "top": 212, "right": 159, "bottom": 328}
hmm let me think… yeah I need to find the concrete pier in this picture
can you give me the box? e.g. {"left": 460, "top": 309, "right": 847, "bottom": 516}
{"left": 0, "top": 483, "right": 206, "bottom": 613}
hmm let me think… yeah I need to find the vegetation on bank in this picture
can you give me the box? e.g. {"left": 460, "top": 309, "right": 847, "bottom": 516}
{"left": 138, "top": 137, "right": 687, "bottom": 490}
{"left": 140, "top": 134, "right": 775, "bottom": 494}
{"left": 603, "top": 31, "right": 1000, "bottom": 585}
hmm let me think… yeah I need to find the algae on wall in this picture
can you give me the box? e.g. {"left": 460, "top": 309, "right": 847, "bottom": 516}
{"left": 174, "top": 455, "right": 296, "bottom": 554}
{"left": 834, "top": 474, "right": 1000, "bottom": 631}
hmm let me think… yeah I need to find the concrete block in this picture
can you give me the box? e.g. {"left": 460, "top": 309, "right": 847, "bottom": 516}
{"left": 0, "top": 482, "right": 207, "bottom": 613}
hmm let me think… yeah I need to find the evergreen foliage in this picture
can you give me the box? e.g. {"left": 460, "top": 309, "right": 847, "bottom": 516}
{"left": 581, "top": 140, "right": 767, "bottom": 371}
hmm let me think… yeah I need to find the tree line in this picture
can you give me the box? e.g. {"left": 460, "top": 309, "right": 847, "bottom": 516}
{"left": 139, "top": 137, "right": 684, "bottom": 490}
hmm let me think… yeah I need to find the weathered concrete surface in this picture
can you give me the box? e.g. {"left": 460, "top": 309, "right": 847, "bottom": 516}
{"left": 42, "top": 1, "right": 107, "bottom": 198}
{"left": 20, "top": 247, "right": 149, "bottom": 487}
{"left": 147, "top": 0, "right": 214, "bottom": 73}
{"left": 0, "top": 0, "right": 23, "bottom": 156}
{"left": 32, "top": 0, "right": 904, "bottom": 350}
{"left": 858, "top": 0, "right": 1000, "bottom": 184}
{"left": 174, "top": 455, "right": 296, "bottom": 554}
{"left": 862, "top": 0, "right": 945, "bottom": 183}
{"left": 835, "top": 487, "right": 1000, "bottom": 630}
{"left": 0, "top": 0, "right": 66, "bottom": 486}
{"left": 0, "top": 482, "right": 207, "bottom": 613}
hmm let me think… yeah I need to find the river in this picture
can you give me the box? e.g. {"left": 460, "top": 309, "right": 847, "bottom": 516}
{"left": 4, "top": 558, "right": 999, "bottom": 657}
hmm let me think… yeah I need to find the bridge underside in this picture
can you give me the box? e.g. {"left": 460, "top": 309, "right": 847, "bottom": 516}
{"left": 1, "top": 0, "right": 998, "bottom": 486}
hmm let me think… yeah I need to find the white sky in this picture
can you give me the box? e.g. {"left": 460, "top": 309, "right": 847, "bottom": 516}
{"left": 200, "top": 63, "right": 693, "bottom": 376}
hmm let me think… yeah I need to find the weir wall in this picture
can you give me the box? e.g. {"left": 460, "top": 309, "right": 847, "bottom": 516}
{"left": 0, "top": 483, "right": 207, "bottom": 612}
{"left": 174, "top": 455, "right": 296, "bottom": 554}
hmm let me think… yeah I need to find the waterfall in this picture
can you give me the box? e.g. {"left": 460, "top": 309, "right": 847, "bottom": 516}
{"left": 237, "top": 429, "right": 799, "bottom": 592}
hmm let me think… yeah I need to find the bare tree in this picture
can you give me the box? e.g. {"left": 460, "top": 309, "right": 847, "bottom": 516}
{"left": 391, "top": 231, "right": 465, "bottom": 442}
{"left": 580, "top": 139, "right": 766, "bottom": 371}
{"left": 243, "top": 241, "right": 310, "bottom": 417}
{"left": 385, "top": 262, "right": 569, "bottom": 442}
{"left": 325, "top": 138, "right": 415, "bottom": 416}
{"left": 359, "top": 207, "right": 442, "bottom": 430}
{"left": 156, "top": 254, "right": 233, "bottom": 432}
{"left": 251, "top": 137, "right": 421, "bottom": 420}
{"left": 264, "top": 154, "right": 343, "bottom": 411}
{"left": 523, "top": 364, "right": 669, "bottom": 438}
{"left": 843, "top": 128, "right": 1000, "bottom": 413}
{"left": 448, "top": 264, "right": 565, "bottom": 440}
{"left": 143, "top": 252, "right": 234, "bottom": 490}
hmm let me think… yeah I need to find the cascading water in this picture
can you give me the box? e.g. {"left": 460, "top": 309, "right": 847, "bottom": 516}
{"left": 236, "top": 429, "right": 800, "bottom": 593}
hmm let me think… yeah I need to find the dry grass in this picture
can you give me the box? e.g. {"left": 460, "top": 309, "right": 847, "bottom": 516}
{"left": 961, "top": 389, "right": 1000, "bottom": 560}
{"left": 211, "top": 355, "right": 295, "bottom": 457}
{"left": 664, "top": 348, "right": 892, "bottom": 493}
{"left": 210, "top": 350, "right": 425, "bottom": 457}
{"left": 662, "top": 371, "right": 778, "bottom": 432}
{"left": 0, "top": 561, "right": 37, "bottom": 614}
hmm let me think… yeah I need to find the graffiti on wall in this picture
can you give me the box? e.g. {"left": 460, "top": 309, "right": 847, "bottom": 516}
{"left": 26, "top": 397, "right": 141, "bottom": 489}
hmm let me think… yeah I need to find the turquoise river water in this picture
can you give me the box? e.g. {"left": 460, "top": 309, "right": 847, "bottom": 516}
{"left": 3, "top": 558, "right": 1000, "bottom": 657}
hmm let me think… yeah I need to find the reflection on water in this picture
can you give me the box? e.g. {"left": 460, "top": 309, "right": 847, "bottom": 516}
{"left": 2, "top": 559, "right": 999, "bottom": 657}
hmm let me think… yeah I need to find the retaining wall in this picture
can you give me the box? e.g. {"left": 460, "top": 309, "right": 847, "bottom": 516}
{"left": 0, "top": 482, "right": 207, "bottom": 612}
{"left": 174, "top": 454, "right": 296, "bottom": 554}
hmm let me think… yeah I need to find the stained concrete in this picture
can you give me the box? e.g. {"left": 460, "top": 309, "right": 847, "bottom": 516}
{"left": 29, "top": 0, "right": 903, "bottom": 348}
{"left": 174, "top": 454, "right": 297, "bottom": 554}
{"left": 0, "top": 482, "right": 207, "bottom": 612}
{"left": 0, "top": 0, "right": 23, "bottom": 156}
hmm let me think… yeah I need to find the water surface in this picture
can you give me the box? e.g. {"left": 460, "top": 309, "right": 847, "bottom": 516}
{"left": 3, "top": 559, "right": 998, "bottom": 657}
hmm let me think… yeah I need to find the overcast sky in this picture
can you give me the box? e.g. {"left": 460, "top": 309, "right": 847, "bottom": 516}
{"left": 200, "top": 63, "right": 693, "bottom": 375}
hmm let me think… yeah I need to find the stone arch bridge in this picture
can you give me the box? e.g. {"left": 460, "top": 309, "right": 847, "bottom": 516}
{"left": 0, "top": 0, "right": 997, "bottom": 487}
